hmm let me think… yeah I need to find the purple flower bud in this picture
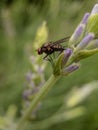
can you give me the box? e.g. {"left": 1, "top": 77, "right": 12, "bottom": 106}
{"left": 92, "top": 39, "right": 98, "bottom": 48}
{"left": 81, "top": 13, "right": 90, "bottom": 24}
{"left": 37, "top": 66, "right": 44, "bottom": 74}
{"left": 26, "top": 72, "right": 32, "bottom": 82}
{"left": 31, "top": 87, "right": 40, "bottom": 94}
{"left": 23, "top": 86, "right": 40, "bottom": 100}
{"left": 29, "top": 81, "right": 35, "bottom": 88}
{"left": 61, "top": 63, "right": 80, "bottom": 76}
{"left": 76, "top": 33, "right": 95, "bottom": 50}
{"left": 91, "top": 4, "right": 98, "bottom": 15}
{"left": 87, "top": 39, "right": 98, "bottom": 49}
{"left": 69, "top": 24, "right": 85, "bottom": 45}
{"left": 61, "top": 48, "right": 72, "bottom": 68}
{"left": 23, "top": 90, "right": 32, "bottom": 100}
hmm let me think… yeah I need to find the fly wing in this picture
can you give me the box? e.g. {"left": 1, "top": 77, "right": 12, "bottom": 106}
{"left": 51, "top": 36, "right": 70, "bottom": 46}
{"left": 41, "top": 41, "right": 53, "bottom": 47}
{"left": 41, "top": 36, "right": 70, "bottom": 48}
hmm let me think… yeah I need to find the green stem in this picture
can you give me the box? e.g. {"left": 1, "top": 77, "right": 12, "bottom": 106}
{"left": 15, "top": 74, "right": 60, "bottom": 130}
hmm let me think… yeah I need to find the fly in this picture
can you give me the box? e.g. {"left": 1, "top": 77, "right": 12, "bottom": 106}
{"left": 37, "top": 36, "right": 70, "bottom": 60}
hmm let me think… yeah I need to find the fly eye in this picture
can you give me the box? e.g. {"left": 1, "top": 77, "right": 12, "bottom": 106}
{"left": 38, "top": 48, "right": 42, "bottom": 55}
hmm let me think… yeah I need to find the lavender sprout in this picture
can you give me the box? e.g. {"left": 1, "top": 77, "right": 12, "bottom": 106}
{"left": 87, "top": 39, "right": 98, "bottom": 49}
{"left": 76, "top": 33, "right": 95, "bottom": 51}
{"left": 22, "top": 22, "right": 48, "bottom": 119}
{"left": 91, "top": 4, "right": 98, "bottom": 15}
{"left": 61, "top": 63, "right": 80, "bottom": 76}
{"left": 86, "top": 4, "right": 98, "bottom": 35}
{"left": 61, "top": 48, "right": 72, "bottom": 68}
{"left": 26, "top": 72, "right": 33, "bottom": 83}
{"left": 81, "top": 13, "right": 90, "bottom": 24}
{"left": 69, "top": 24, "right": 85, "bottom": 45}
{"left": 69, "top": 12, "right": 90, "bottom": 46}
{"left": 22, "top": 54, "right": 46, "bottom": 118}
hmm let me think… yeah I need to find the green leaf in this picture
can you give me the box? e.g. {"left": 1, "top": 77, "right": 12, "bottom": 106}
{"left": 71, "top": 48, "right": 98, "bottom": 62}
{"left": 87, "top": 14, "right": 98, "bottom": 35}
{"left": 53, "top": 53, "right": 64, "bottom": 76}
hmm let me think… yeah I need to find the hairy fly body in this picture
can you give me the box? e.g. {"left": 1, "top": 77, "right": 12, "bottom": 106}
{"left": 37, "top": 36, "right": 70, "bottom": 59}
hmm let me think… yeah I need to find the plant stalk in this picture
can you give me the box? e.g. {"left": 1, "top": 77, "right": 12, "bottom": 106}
{"left": 15, "top": 74, "right": 60, "bottom": 130}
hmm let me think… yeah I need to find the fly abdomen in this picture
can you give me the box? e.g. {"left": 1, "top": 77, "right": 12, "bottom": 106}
{"left": 53, "top": 45, "right": 65, "bottom": 51}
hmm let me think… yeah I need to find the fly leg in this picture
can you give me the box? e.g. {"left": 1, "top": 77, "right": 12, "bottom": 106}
{"left": 43, "top": 54, "right": 55, "bottom": 67}
{"left": 57, "top": 50, "right": 64, "bottom": 57}
{"left": 43, "top": 54, "right": 48, "bottom": 60}
{"left": 53, "top": 52, "right": 56, "bottom": 58}
{"left": 48, "top": 55, "right": 55, "bottom": 68}
{"left": 43, "top": 54, "right": 53, "bottom": 62}
{"left": 48, "top": 55, "right": 53, "bottom": 62}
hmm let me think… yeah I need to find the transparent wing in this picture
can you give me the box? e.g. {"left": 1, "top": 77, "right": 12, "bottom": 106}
{"left": 51, "top": 36, "right": 70, "bottom": 46}
{"left": 41, "top": 36, "right": 70, "bottom": 48}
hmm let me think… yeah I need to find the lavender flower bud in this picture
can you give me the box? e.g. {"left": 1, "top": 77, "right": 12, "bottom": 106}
{"left": 81, "top": 13, "right": 90, "bottom": 24}
{"left": 26, "top": 72, "right": 32, "bottom": 82}
{"left": 61, "top": 63, "right": 80, "bottom": 76}
{"left": 61, "top": 49, "right": 72, "bottom": 68}
{"left": 87, "top": 39, "right": 98, "bottom": 49}
{"left": 69, "top": 24, "right": 85, "bottom": 46}
{"left": 76, "top": 33, "right": 95, "bottom": 51}
{"left": 87, "top": 4, "right": 98, "bottom": 35}
{"left": 23, "top": 90, "right": 32, "bottom": 100}
{"left": 91, "top": 4, "right": 98, "bottom": 15}
{"left": 31, "top": 87, "right": 40, "bottom": 95}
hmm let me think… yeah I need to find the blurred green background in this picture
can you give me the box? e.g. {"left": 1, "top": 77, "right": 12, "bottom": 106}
{"left": 0, "top": 0, "right": 98, "bottom": 130}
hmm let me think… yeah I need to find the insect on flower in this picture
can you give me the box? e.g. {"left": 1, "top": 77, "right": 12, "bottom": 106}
{"left": 37, "top": 36, "right": 70, "bottom": 60}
